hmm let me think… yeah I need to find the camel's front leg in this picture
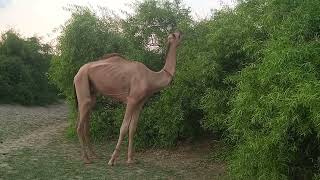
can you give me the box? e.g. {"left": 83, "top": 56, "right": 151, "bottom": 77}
{"left": 127, "top": 103, "right": 143, "bottom": 164}
{"left": 108, "top": 100, "right": 136, "bottom": 166}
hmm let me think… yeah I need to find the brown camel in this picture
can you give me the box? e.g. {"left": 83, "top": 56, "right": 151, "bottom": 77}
{"left": 73, "top": 31, "right": 182, "bottom": 165}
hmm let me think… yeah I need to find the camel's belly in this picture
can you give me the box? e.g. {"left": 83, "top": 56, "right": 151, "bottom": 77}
{"left": 87, "top": 60, "right": 131, "bottom": 102}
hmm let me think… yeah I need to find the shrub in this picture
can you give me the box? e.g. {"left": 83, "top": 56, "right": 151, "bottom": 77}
{"left": 0, "top": 31, "right": 58, "bottom": 105}
{"left": 225, "top": 0, "right": 320, "bottom": 178}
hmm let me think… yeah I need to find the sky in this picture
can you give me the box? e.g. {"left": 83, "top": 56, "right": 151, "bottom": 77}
{"left": 0, "top": 0, "right": 235, "bottom": 44}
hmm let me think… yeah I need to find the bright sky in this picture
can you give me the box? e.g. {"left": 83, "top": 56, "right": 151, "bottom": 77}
{"left": 0, "top": 0, "right": 235, "bottom": 44}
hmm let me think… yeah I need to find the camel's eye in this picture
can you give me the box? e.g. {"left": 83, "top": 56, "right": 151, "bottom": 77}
{"left": 172, "top": 33, "right": 176, "bottom": 38}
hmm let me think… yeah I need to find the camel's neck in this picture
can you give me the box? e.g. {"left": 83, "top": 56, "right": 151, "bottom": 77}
{"left": 163, "top": 44, "right": 177, "bottom": 77}
{"left": 149, "top": 44, "right": 177, "bottom": 91}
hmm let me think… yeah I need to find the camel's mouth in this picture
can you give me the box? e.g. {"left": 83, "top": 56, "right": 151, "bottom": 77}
{"left": 176, "top": 31, "right": 183, "bottom": 39}
{"left": 172, "top": 31, "right": 182, "bottom": 39}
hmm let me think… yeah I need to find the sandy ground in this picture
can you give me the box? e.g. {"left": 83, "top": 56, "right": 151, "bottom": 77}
{"left": 0, "top": 103, "right": 68, "bottom": 154}
{"left": 0, "top": 102, "right": 227, "bottom": 179}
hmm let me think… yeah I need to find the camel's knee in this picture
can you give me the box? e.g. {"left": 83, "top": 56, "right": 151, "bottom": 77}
{"left": 120, "top": 127, "right": 128, "bottom": 136}
{"left": 77, "top": 122, "right": 84, "bottom": 134}
{"left": 119, "top": 122, "right": 130, "bottom": 136}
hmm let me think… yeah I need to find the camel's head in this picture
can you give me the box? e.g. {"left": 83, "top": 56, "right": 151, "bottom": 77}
{"left": 167, "top": 31, "right": 183, "bottom": 47}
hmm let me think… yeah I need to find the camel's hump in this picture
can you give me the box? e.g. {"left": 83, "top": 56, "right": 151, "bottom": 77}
{"left": 101, "top": 53, "right": 126, "bottom": 60}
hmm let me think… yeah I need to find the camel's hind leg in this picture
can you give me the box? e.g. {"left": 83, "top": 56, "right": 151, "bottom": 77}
{"left": 83, "top": 94, "right": 97, "bottom": 159}
{"left": 74, "top": 72, "right": 95, "bottom": 164}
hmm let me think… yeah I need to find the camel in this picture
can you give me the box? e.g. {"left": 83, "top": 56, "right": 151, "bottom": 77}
{"left": 73, "top": 31, "right": 182, "bottom": 165}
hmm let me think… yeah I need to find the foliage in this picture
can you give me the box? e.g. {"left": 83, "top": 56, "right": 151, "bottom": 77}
{"left": 49, "top": 0, "right": 320, "bottom": 178}
{"left": 223, "top": 0, "right": 320, "bottom": 179}
{"left": 122, "top": 0, "right": 192, "bottom": 70}
{"left": 0, "top": 31, "right": 58, "bottom": 105}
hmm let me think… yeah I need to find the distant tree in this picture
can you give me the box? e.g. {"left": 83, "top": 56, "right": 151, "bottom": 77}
{"left": 0, "top": 30, "right": 58, "bottom": 105}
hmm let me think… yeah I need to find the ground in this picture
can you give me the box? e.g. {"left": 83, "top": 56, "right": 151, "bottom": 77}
{"left": 0, "top": 103, "right": 226, "bottom": 180}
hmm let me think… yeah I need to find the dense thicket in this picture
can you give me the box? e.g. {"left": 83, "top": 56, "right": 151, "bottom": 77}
{"left": 49, "top": 0, "right": 320, "bottom": 179}
{"left": 0, "top": 31, "right": 57, "bottom": 105}
{"left": 226, "top": 0, "right": 320, "bottom": 179}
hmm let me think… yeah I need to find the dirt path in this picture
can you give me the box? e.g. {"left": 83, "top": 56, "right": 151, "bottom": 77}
{"left": 0, "top": 103, "right": 69, "bottom": 154}
{"left": 0, "top": 121, "right": 68, "bottom": 154}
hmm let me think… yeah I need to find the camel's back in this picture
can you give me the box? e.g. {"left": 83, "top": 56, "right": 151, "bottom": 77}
{"left": 86, "top": 56, "right": 139, "bottom": 98}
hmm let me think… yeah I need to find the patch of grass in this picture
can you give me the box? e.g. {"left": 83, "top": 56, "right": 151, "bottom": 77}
{"left": 1, "top": 135, "right": 227, "bottom": 180}
{"left": 1, "top": 138, "right": 175, "bottom": 180}
{"left": 0, "top": 104, "right": 227, "bottom": 179}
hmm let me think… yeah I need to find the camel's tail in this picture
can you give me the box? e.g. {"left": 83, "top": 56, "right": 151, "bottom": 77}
{"left": 73, "top": 83, "right": 79, "bottom": 130}
{"left": 73, "top": 83, "right": 78, "bottom": 112}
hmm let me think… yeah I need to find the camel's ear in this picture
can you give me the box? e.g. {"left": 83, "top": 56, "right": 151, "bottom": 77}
{"left": 177, "top": 31, "right": 183, "bottom": 39}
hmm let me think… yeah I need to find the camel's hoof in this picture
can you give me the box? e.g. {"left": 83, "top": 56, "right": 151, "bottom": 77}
{"left": 82, "top": 154, "right": 93, "bottom": 164}
{"left": 126, "top": 159, "right": 137, "bottom": 165}
{"left": 108, "top": 158, "right": 115, "bottom": 166}
{"left": 83, "top": 158, "right": 93, "bottom": 164}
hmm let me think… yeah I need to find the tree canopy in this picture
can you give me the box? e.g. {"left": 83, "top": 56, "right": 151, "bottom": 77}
{"left": 0, "top": 31, "right": 57, "bottom": 105}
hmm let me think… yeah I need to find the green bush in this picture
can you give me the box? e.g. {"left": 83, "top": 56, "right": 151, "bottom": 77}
{"left": 0, "top": 31, "right": 58, "bottom": 105}
{"left": 222, "top": 0, "right": 320, "bottom": 179}
{"left": 192, "top": 0, "right": 320, "bottom": 178}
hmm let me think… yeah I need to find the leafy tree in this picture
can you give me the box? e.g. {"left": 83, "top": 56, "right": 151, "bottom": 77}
{"left": 122, "top": 0, "right": 192, "bottom": 69}
{"left": 198, "top": 0, "right": 320, "bottom": 178}
{"left": 0, "top": 30, "right": 57, "bottom": 105}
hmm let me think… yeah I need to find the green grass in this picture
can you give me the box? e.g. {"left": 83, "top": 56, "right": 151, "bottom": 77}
{"left": 1, "top": 138, "right": 176, "bottom": 180}
{"left": 0, "top": 103, "right": 226, "bottom": 180}
{"left": 1, "top": 148, "right": 177, "bottom": 179}
{"left": 0, "top": 104, "right": 67, "bottom": 142}
{"left": 1, "top": 131, "right": 227, "bottom": 180}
